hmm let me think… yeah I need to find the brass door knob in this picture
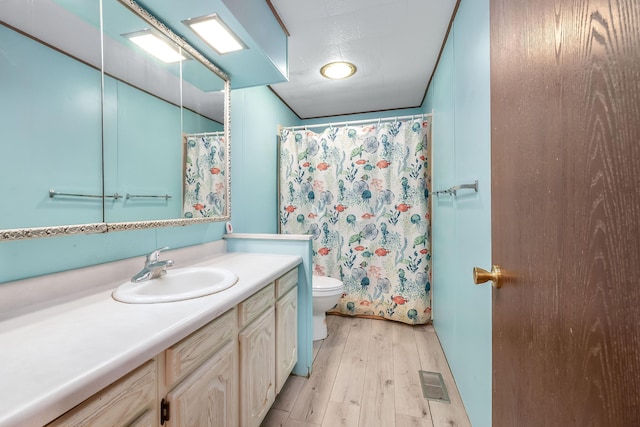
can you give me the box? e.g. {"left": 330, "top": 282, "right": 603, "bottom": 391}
{"left": 473, "top": 265, "right": 503, "bottom": 288}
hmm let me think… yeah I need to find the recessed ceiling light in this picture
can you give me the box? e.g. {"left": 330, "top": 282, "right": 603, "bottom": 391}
{"left": 320, "top": 61, "right": 357, "bottom": 79}
{"left": 124, "top": 31, "right": 186, "bottom": 63}
{"left": 184, "top": 14, "right": 247, "bottom": 55}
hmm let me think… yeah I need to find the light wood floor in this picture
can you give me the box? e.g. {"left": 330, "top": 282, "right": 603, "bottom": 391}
{"left": 262, "top": 315, "right": 471, "bottom": 427}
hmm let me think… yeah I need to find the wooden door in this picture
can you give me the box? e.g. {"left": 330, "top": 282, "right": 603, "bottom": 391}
{"left": 490, "top": 0, "right": 640, "bottom": 425}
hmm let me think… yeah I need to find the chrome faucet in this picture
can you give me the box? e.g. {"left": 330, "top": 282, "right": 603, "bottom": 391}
{"left": 131, "top": 246, "right": 174, "bottom": 283}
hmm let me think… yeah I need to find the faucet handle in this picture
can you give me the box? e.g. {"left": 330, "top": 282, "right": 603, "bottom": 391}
{"left": 146, "top": 246, "right": 170, "bottom": 264}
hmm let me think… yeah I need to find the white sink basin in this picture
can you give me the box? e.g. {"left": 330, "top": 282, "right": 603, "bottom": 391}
{"left": 112, "top": 267, "right": 238, "bottom": 303}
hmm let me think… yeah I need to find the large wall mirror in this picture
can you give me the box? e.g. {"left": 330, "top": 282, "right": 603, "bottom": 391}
{"left": 0, "top": 0, "right": 230, "bottom": 241}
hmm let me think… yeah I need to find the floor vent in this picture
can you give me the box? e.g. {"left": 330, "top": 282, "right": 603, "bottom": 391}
{"left": 419, "top": 370, "right": 451, "bottom": 403}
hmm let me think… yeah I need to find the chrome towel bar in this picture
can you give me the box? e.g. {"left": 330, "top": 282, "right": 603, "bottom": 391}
{"left": 126, "top": 193, "right": 172, "bottom": 200}
{"left": 434, "top": 180, "right": 478, "bottom": 196}
{"left": 49, "top": 189, "right": 122, "bottom": 199}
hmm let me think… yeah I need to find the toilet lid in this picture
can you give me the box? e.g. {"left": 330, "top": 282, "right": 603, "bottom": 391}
{"left": 312, "top": 275, "right": 344, "bottom": 292}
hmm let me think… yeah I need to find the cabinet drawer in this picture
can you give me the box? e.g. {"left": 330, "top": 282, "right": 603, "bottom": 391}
{"left": 128, "top": 409, "right": 155, "bottom": 427}
{"left": 238, "top": 283, "right": 274, "bottom": 329}
{"left": 275, "top": 268, "right": 298, "bottom": 299}
{"left": 165, "top": 308, "right": 237, "bottom": 387}
{"left": 47, "top": 359, "right": 157, "bottom": 427}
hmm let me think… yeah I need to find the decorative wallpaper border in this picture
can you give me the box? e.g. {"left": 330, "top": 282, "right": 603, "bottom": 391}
{"left": 0, "top": 215, "right": 232, "bottom": 241}
{"left": 0, "top": 223, "right": 108, "bottom": 241}
{"left": 106, "top": 215, "right": 229, "bottom": 233}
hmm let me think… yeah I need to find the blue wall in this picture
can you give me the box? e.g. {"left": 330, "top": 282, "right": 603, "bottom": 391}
{"left": 423, "top": 0, "right": 492, "bottom": 426}
{"left": 230, "top": 86, "right": 300, "bottom": 233}
{"left": 0, "top": 25, "right": 103, "bottom": 230}
{"left": 103, "top": 78, "right": 181, "bottom": 223}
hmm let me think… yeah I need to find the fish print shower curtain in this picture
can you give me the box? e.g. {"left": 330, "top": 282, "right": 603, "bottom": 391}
{"left": 279, "top": 119, "right": 431, "bottom": 324}
{"left": 183, "top": 134, "right": 226, "bottom": 218}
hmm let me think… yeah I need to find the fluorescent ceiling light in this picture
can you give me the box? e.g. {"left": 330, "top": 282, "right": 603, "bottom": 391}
{"left": 125, "top": 31, "right": 185, "bottom": 63}
{"left": 184, "top": 14, "right": 246, "bottom": 55}
{"left": 320, "top": 62, "right": 357, "bottom": 80}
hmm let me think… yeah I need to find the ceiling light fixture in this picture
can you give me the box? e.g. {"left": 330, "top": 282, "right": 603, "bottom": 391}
{"left": 184, "top": 14, "right": 246, "bottom": 55}
{"left": 320, "top": 61, "right": 357, "bottom": 79}
{"left": 124, "top": 31, "right": 185, "bottom": 63}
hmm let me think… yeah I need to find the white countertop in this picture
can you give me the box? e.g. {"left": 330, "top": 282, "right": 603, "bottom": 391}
{"left": 0, "top": 251, "right": 301, "bottom": 427}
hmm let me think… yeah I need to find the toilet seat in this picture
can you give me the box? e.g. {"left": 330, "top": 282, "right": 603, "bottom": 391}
{"left": 313, "top": 275, "right": 344, "bottom": 296}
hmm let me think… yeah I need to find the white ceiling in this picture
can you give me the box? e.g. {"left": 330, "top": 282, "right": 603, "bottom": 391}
{"left": 269, "top": 0, "right": 458, "bottom": 119}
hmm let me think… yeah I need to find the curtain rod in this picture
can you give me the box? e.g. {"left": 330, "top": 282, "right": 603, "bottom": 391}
{"left": 283, "top": 113, "right": 432, "bottom": 131}
{"left": 184, "top": 131, "right": 224, "bottom": 137}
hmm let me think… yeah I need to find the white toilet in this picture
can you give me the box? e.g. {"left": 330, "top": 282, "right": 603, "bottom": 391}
{"left": 312, "top": 275, "right": 344, "bottom": 340}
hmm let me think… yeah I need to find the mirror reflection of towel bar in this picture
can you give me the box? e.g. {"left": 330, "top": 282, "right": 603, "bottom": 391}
{"left": 49, "top": 189, "right": 122, "bottom": 199}
{"left": 49, "top": 189, "right": 171, "bottom": 200}
{"left": 126, "top": 193, "right": 172, "bottom": 200}
{"left": 434, "top": 180, "right": 478, "bottom": 196}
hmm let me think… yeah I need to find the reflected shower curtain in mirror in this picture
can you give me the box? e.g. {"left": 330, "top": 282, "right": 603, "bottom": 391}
{"left": 183, "top": 133, "right": 226, "bottom": 218}
{"left": 279, "top": 119, "right": 431, "bottom": 324}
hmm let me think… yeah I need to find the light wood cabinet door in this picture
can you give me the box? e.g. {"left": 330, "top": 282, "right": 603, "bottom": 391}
{"left": 275, "top": 287, "right": 297, "bottom": 393}
{"left": 165, "top": 340, "right": 238, "bottom": 427}
{"left": 239, "top": 306, "right": 276, "bottom": 427}
{"left": 46, "top": 360, "right": 157, "bottom": 427}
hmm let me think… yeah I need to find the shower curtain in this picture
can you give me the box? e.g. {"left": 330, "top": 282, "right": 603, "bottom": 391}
{"left": 279, "top": 118, "right": 431, "bottom": 324}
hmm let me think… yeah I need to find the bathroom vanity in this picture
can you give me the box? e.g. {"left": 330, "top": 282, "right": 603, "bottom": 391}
{"left": 0, "top": 249, "right": 302, "bottom": 427}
